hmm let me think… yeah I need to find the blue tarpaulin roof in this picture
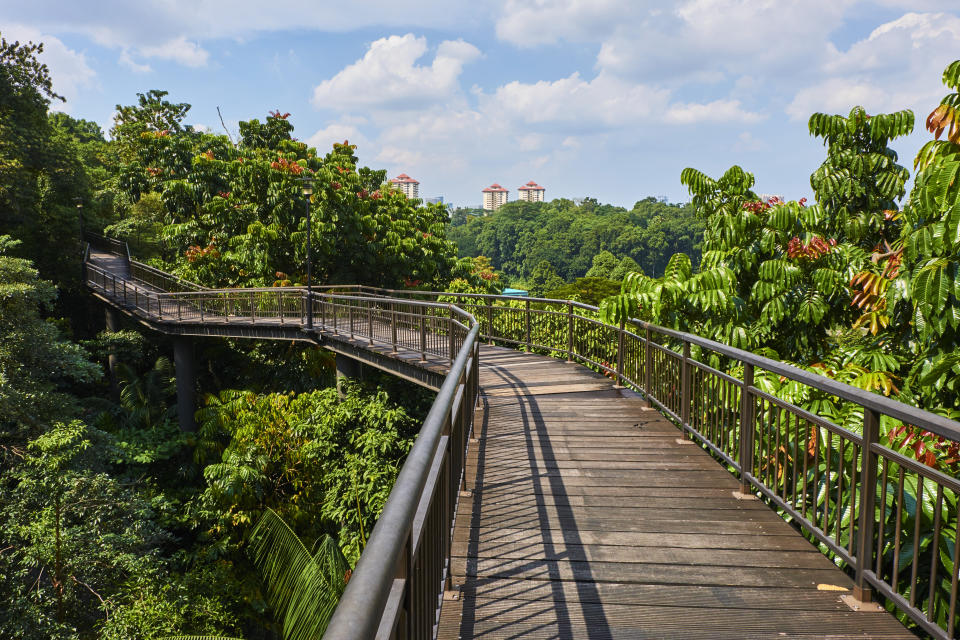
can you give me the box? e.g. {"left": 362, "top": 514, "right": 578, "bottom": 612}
{"left": 502, "top": 288, "right": 528, "bottom": 297}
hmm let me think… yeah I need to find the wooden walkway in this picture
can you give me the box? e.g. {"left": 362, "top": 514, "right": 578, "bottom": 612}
{"left": 438, "top": 346, "right": 913, "bottom": 639}
{"left": 85, "top": 246, "right": 918, "bottom": 639}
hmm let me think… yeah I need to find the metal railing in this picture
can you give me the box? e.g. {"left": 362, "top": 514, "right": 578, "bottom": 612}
{"left": 82, "top": 241, "right": 960, "bottom": 639}
{"left": 332, "top": 287, "right": 960, "bottom": 640}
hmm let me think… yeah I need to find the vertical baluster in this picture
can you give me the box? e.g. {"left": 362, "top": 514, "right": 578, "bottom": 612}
{"left": 486, "top": 303, "right": 494, "bottom": 345}
{"left": 739, "top": 363, "right": 755, "bottom": 494}
{"left": 928, "top": 485, "right": 943, "bottom": 622}
{"left": 391, "top": 302, "right": 398, "bottom": 353}
{"left": 891, "top": 468, "right": 905, "bottom": 594}
{"left": 368, "top": 303, "right": 374, "bottom": 345}
{"left": 567, "top": 302, "right": 574, "bottom": 362}
{"left": 909, "top": 476, "right": 924, "bottom": 607}
{"left": 615, "top": 316, "right": 626, "bottom": 389}
{"left": 680, "top": 341, "right": 691, "bottom": 434}
{"left": 524, "top": 299, "right": 531, "bottom": 352}
{"left": 644, "top": 326, "right": 653, "bottom": 408}
{"left": 448, "top": 306, "right": 456, "bottom": 363}
{"left": 420, "top": 312, "right": 427, "bottom": 362}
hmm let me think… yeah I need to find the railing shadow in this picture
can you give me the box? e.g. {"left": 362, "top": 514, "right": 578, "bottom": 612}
{"left": 459, "top": 360, "right": 613, "bottom": 639}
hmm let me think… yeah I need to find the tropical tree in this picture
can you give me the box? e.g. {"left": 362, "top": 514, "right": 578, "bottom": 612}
{"left": 892, "top": 60, "right": 960, "bottom": 410}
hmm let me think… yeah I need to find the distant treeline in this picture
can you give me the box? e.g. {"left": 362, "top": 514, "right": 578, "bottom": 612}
{"left": 447, "top": 196, "right": 703, "bottom": 282}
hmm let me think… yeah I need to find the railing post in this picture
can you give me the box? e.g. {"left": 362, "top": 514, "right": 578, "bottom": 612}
{"left": 420, "top": 312, "right": 427, "bottom": 362}
{"left": 448, "top": 306, "right": 456, "bottom": 363}
{"left": 567, "top": 301, "right": 574, "bottom": 363}
{"left": 278, "top": 291, "right": 284, "bottom": 325}
{"left": 644, "top": 326, "right": 653, "bottom": 407}
{"left": 738, "top": 362, "right": 755, "bottom": 494}
{"left": 250, "top": 291, "right": 256, "bottom": 323}
{"left": 368, "top": 303, "right": 374, "bottom": 346}
{"left": 391, "top": 303, "right": 398, "bottom": 354}
{"left": 486, "top": 303, "right": 494, "bottom": 346}
{"left": 177, "top": 296, "right": 182, "bottom": 322}
{"left": 615, "top": 315, "right": 626, "bottom": 388}
{"left": 224, "top": 292, "right": 230, "bottom": 323}
{"left": 854, "top": 408, "right": 881, "bottom": 603}
{"left": 349, "top": 302, "right": 355, "bottom": 339}
{"left": 680, "top": 341, "right": 691, "bottom": 436}
{"left": 318, "top": 295, "right": 324, "bottom": 329}
{"left": 199, "top": 296, "right": 204, "bottom": 323}
{"left": 524, "top": 299, "right": 531, "bottom": 352}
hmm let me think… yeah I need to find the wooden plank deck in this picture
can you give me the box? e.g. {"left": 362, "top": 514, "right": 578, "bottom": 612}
{"left": 438, "top": 346, "right": 913, "bottom": 639}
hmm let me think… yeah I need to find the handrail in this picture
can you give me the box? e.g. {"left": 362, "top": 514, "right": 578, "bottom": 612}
{"left": 82, "top": 243, "right": 960, "bottom": 640}
{"left": 324, "top": 323, "right": 480, "bottom": 639}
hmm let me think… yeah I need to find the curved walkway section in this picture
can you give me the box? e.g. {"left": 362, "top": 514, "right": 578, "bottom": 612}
{"left": 439, "top": 347, "right": 912, "bottom": 639}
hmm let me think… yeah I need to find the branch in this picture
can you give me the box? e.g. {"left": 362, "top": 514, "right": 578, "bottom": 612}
{"left": 217, "top": 106, "right": 235, "bottom": 146}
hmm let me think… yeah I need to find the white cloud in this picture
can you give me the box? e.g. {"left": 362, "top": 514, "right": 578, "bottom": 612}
{"left": 787, "top": 12, "right": 960, "bottom": 120}
{"left": 2, "top": 24, "right": 96, "bottom": 108}
{"left": 311, "top": 34, "right": 480, "bottom": 110}
{"left": 495, "top": 0, "right": 643, "bottom": 47}
{"left": 137, "top": 36, "right": 209, "bottom": 67}
{"left": 119, "top": 50, "right": 151, "bottom": 73}
{"left": 3, "top": 1, "right": 476, "bottom": 53}
{"left": 306, "top": 122, "right": 371, "bottom": 152}
{"left": 733, "top": 131, "right": 769, "bottom": 152}
{"left": 664, "top": 99, "right": 763, "bottom": 124}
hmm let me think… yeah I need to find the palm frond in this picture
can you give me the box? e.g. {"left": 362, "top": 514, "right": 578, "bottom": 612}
{"left": 249, "top": 508, "right": 350, "bottom": 640}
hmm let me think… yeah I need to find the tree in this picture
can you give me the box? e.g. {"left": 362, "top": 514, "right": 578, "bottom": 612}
{"left": 0, "top": 35, "right": 90, "bottom": 287}
{"left": 891, "top": 60, "right": 960, "bottom": 410}
{"left": 610, "top": 255, "right": 642, "bottom": 281}
{"left": 0, "top": 237, "right": 100, "bottom": 443}
{"left": 585, "top": 250, "right": 618, "bottom": 279}
{"left": 527, "top": 260, "right": 564, "bottom": 296}
{"left": 809, "top": 106, "right": 913, "bottom": 246}
{"left": 109, "top": 103, "right": 460, "bottom": 289}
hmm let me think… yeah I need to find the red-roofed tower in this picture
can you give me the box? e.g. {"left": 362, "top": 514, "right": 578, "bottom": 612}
{"left": 390, "top": 173, "right": 419, "bottom": 198}
{"left": 482, "top": 183, "right": 509, "bottom": 211}
{"left": 517, "top": 180, "right": 545, "bottom": 203}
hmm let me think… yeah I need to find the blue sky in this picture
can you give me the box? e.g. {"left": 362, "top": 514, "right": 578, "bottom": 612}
{"left": 4, "top": 1, "right": 960, "bottom": 208}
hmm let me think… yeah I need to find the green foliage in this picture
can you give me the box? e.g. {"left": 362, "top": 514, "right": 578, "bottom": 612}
{"left": 108, "top": 102, "right": 459, "bottom": 289}
{"left": 446, "top": 255, "right": 503, "bottom": 294}
{"left": 447, "top": 196, "right": 703, "bottom": 281}
{"left": 892, "top": 59, "right": 960, "bottom": 409}
{"left": 545, "top": 277, "right": 621, "bottom": 306}
{"left": 809, "top": 106, "right": 913, "bottom": 245}
{"left": 585, "top": 250, "right": 618, "bottom": 279}
{"left": 195, "top": 382, "right": 418, "bottom": 564}
{"left": 527, "top": 260, "right": 565, "bottom": 296}
{"left": 249, "top": 509, "right": 350, "bottom": 640}
{"left": 0, "top": 421, "right": 177, "bottom": 638}
{"left": 0, "top": 35, "right": 92, "bottom": 287}
{"left": 0, "top": 238, "right": 100, "bottom": 441}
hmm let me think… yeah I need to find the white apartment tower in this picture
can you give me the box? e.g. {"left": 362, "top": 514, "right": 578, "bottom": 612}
{"left": 390, "top": 173, "right": 419, "bottom": 198}
{"left": 482, "top": 183, "right": 509, "bottom": 211}
{"left": 517, "top": 181, "right": 545, "bottom": 202}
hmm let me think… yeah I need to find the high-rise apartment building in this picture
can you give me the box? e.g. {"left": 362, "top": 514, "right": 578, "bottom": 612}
{"left": 482, "top": 183, "right": 509, "bottom": 211}
{"left": 390, "top": 174, "right": 419, "bottom": 198}
{"left": 517, "top": 181, "right": 545, "bottom": 202}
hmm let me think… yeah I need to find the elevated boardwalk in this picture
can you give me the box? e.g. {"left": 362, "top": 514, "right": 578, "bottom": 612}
{"left": 83, "top": 236, "right": 948, "bottom": 640}
{"left": 439, "top": 348, "right": 912, "bottom": 639}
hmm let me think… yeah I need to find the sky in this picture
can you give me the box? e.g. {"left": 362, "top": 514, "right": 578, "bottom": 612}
{"left": 3, "top": 1, "right": 960, "bottom": 208}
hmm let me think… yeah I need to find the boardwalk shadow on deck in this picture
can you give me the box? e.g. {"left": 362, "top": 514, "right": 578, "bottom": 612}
{"left": 459, "top": 363, "right": 614, "bottom": 640}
